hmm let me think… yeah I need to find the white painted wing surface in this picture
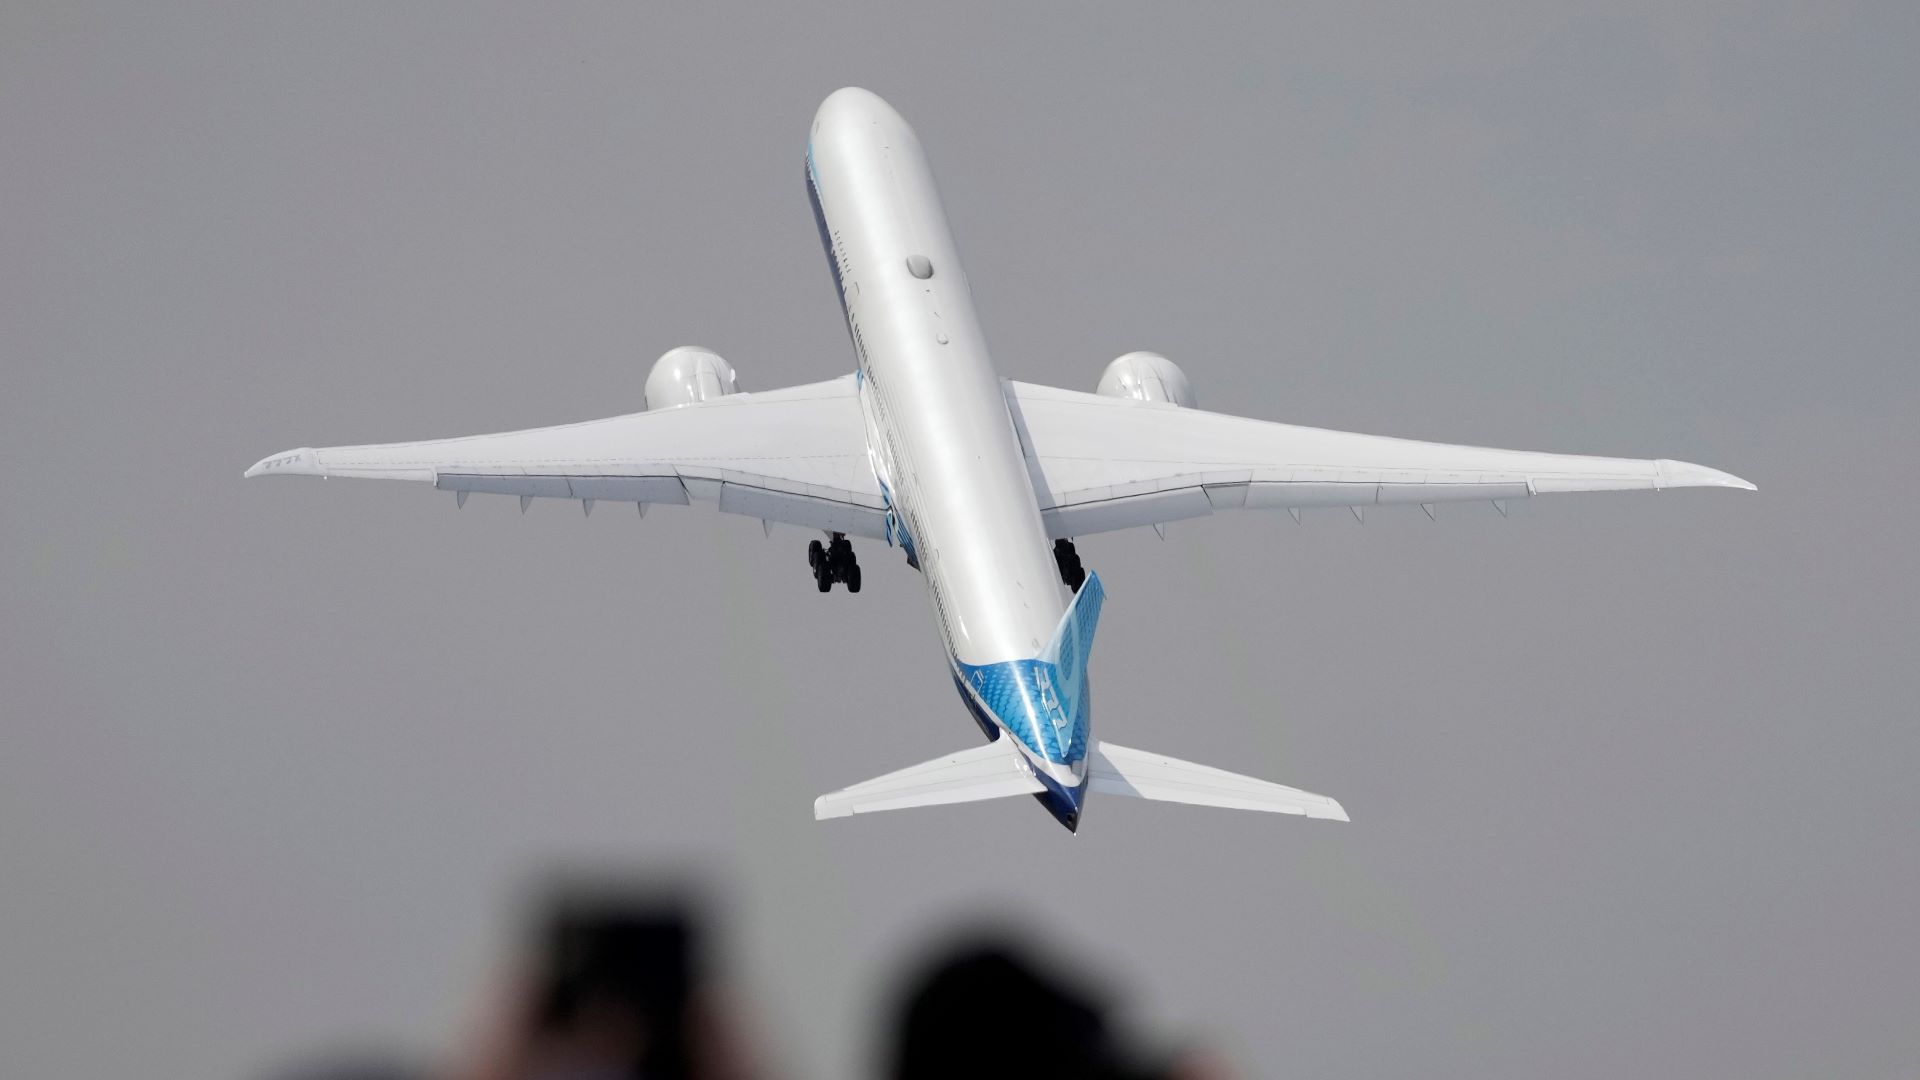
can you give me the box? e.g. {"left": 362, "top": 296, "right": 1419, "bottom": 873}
{"left": 813, "top": 740, "right": 1044, "bottom": 819}
{"left": 1090, "top": 740, "right": 1349, "bottom": 821}
{"left": 1002, "top": 380, "right": 1754, "bottom": 537}
{"left": 245, "top": 375, "right": 889, "bottom": 537}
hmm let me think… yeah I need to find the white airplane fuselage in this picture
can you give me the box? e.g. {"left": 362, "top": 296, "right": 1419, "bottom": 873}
{"left": 804, "top": 88, "right": 1090, "bottom": 824}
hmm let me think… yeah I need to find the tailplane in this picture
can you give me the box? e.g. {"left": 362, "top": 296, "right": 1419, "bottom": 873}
{"left": 813, "top": 740, "right": 1041, "bottom": 819}
{"left": 1089, "top": 740, "right": 1349, "bottom": 821}
{"left": 815, "top": 738, "right": 1348, "bottom": 823}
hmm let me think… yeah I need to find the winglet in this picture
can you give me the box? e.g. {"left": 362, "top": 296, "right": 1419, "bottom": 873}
{"left": 244, "top": 447, "right": 321, "bottom": 479}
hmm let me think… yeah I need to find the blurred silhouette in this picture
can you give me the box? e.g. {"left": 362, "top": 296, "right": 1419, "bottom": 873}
{"left": 886, "top": 935, "right": 1211, "bottom": 1080}
{"left": 264, "top": 876, "right": 1232, "bottom": 1080}
{"left": 452, "top": 877, "right": 755, "bottom": 1080}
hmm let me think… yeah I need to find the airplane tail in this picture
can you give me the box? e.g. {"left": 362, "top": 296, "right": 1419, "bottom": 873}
{"left": 811, "top": 737, "right": 1347, "bottom": 822}
{"left": 1023, "top": 570, "right": 1104, "bottom": 763}
{"left": 1088, "top": 740, "right": 1348, "bottom": 820}
{"left": 812, "top": 569, "right": 1346, "bottom": 824}
{"left": 813, "top": 740, "right": 1042, "bottom": 819}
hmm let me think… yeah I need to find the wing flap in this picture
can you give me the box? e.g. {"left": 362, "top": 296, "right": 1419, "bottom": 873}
{"left": 717, "top": 481, "right": 888, "bottom": 538}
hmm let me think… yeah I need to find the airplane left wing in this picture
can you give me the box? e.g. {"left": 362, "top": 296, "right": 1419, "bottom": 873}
{"left": 1003, "top": 379, "right": 1753, "bottom": 537}
{"left": 246, "top": 374, "right": 890, "bottom": 537}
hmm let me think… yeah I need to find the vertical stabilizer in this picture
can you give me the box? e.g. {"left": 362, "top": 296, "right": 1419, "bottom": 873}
{"left": 1038, "top": 572, "right": 1104, "bottom": 754}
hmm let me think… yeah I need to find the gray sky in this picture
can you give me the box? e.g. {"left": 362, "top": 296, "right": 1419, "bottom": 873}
{"left": 4, "top": 3, "right": 1916, "bottom": 1076}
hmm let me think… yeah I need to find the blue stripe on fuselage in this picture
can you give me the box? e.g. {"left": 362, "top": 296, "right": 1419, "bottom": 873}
{"left": 873, "top": 473, "right": 918, "bottom": 566}
{"left": 948, "top": 668, "right": 1004, "bottom": 743}
{"left": 952, "top": 658, "right": 1090, "bottom": 767}
{"left": 948, "top": 663, "right": 1088, "bottom": 832}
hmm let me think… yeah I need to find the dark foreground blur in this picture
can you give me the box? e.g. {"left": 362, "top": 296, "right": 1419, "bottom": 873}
{"left": 262, "top": 873, "right": 1231, "bottom": 1080}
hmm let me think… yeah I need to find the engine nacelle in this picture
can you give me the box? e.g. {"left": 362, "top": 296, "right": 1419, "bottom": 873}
{"left": 1096, "top": 351, "right": 1194, "bottom": 407}
{"left": 645, "top": 346, "right": 740, "bottom": 410}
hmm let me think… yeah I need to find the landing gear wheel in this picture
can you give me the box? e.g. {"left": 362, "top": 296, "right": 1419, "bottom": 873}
{"left": 811, "top": 532, "right": 861, "bottom": 594}
{"left": 1053, "top": 538, "right": 1087, "bottom": 591}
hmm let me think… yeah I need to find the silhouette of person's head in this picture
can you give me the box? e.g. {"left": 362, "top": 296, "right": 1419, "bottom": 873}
{"left": 889, "top": 939, "right": 1177, "bottom": 1080}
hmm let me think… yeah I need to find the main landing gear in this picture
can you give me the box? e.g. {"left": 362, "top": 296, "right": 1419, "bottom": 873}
{"left": 1053, "top": 538, "right": 1086, "bottom": 592}
{"left": 809, "top": 533, "right": 862, "bottom": 593}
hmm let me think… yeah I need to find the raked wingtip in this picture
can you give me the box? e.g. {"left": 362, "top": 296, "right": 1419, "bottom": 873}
{"left": 1655, "top": 459, "right": 1757, "bottom": 493}
{"left": 245, "top": 447, "right": 319, "bottom": 479}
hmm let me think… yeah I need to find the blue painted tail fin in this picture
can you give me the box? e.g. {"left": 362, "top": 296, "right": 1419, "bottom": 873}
{"left": 1039, "top": 572, "right": 1105, "bottom": 754}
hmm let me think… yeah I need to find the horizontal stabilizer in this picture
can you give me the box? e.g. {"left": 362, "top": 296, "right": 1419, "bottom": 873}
{"left": 814, "top": 740, "right": 1043, "bottom": 820}
{"left": 1089, "top": 740, "right": 1348, "bottom": 821}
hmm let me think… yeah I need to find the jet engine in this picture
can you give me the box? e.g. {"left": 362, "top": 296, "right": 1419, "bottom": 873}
{"left": 1096, "top": 351, "right": 1194, "bottom": 407}
{"left": 645, "top": 346, "right": 740, "bottom": 410}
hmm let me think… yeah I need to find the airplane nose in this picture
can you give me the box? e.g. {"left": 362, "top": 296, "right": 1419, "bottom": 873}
{"left": 814, "top": 86, "right": 907, "bottom": 133}
{"left": 820, "top": 85, "right": 888, "bottom": 112}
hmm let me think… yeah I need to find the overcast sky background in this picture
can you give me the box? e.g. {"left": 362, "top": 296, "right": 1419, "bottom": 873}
{"left": 4, "top": 3, "right": 1917, "bottom": 1077}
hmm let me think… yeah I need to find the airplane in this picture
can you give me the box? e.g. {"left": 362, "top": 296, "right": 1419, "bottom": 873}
{"left": 245, "top": 87, "right": 1753, "bottom": 832}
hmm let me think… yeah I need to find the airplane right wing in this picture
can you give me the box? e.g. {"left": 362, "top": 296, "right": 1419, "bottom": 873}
{"left": 246, "top": 374, "right": 890, "bottom": 538}
{"left": 1002, "top": 380, "right": 1754, "bottom": 537}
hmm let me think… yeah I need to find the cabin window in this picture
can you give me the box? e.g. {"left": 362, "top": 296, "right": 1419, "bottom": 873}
{"left": 905, "top": 254, "right": 934, "bottom": 279}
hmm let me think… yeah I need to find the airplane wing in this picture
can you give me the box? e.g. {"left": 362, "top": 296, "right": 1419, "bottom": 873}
{"left": 245, "top": 374, "right": 890, "bottom": 538}
{"left": 1002, "top": 380, "right": 1754, "bottom": 537}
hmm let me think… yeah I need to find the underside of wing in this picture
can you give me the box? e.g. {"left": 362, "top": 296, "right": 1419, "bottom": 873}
{"left": 246, "top": 375, "right": 889, "bottom": 537}
{"left": 1089, "top": 740, "right": 1348, "bottom": 820}
{"left": 1003, "top": 380, "right": 1754, "bottom": 537}
{"left": 814, "top": 740, "right": 1044, "bottom": 819}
